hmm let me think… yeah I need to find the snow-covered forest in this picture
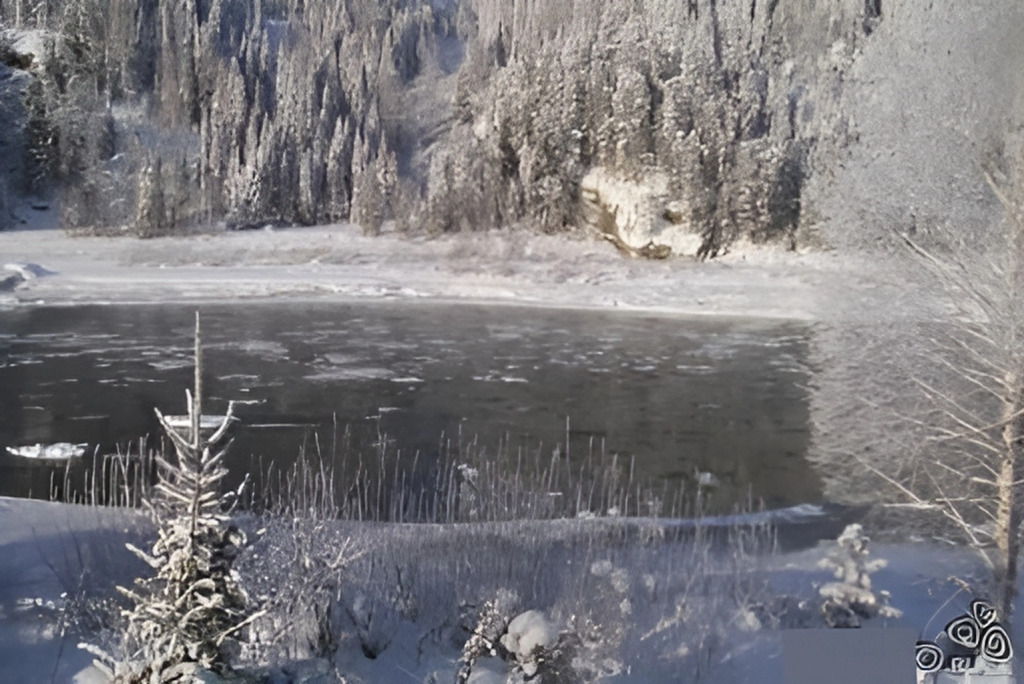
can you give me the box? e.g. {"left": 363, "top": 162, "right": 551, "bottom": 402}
{"left": 0, "top": 0, "right": 875, "bottom": 255}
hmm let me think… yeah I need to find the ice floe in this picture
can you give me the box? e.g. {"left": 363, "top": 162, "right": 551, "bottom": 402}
{"left": 5, "top": 443, "right": 87, "bottom": 460}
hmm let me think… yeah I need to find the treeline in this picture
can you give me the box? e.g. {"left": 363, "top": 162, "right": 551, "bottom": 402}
{"left": 1, "top": 0, "right": 874, "bottom": 254}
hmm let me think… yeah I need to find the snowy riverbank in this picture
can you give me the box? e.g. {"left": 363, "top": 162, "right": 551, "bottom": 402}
{"left": 0, "top": 222, "right": 876, "bottom": 322}
{"left": 0, "top": 495, "right": 1015, "bottom": 683}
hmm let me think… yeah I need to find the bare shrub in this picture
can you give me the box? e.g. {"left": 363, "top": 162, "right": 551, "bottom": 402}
{"left": 0, "top": 174, "right": 11, "bottom": 231}
{"left": 238, "top": 457, "right": 361, "bottom": 666}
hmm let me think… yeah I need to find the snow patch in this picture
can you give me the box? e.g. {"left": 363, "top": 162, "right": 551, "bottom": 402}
{"left": 502, "top": 610, "right": 559, "bottom": 661}
{"left": 580, "top": 167, "right": 703, "bottom": 257}
{"left": 465, "top": 658, "right": 507, "bottom": 684}
{"left": 4, "top": 263, "right": 55, "bottom": 279}
{"left": 162, "top": 415, "right": 231, "bottom": 431}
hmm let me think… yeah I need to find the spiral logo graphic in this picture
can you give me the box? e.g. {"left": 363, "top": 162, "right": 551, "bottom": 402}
{"left": 915, "top": 640, "right": 943, "bottom": 673}
{"left": 945, "top": 615, "right": 980, "bottom": 649}
{"left": 970, "top": 599, "right": 998, "bottom": 630}
{"left": 980, "top": 624, "right": 1013, "bottom": 663}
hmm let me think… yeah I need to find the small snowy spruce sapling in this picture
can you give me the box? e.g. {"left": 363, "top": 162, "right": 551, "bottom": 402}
{"left": 82, "top": 313, "right": 260, "bottom": 682}
{"left": 818, "top": 523, "right": 901, "bottom": 627}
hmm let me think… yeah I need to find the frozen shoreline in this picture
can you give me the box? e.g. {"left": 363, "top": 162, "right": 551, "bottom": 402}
{"left": 0, "top": 223, "right": 867, "bottom": 321}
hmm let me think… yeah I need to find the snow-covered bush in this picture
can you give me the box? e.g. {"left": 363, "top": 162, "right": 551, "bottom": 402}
{"left": 500, "top": 610, "right": 560, "bottom": 679}
{"left": 818, "top": 523, "right": 901, "bottom": 627}
{"left": 457, "top": 590, "right": 519, "bottom": 682}
{"left": 458, "top": 593, "right": 577, "bottom": 684}
{"left": 238, "top": 456, "right": 360, "bottom": 665}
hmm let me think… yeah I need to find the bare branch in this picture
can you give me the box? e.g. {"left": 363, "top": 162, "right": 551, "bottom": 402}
{"left": 929, "top": 432, "right": 1001, "bottom": 458}
{"left": 931, "top": 355, "right": 1005, "bottom": 402}
{"left": 984, "top": 169, "right": 1017, "bottom": 212}
{"left": 931, "top": 459, "right": 993, "bottom": 486}
{"left": 899, "top": 232, "right": 1002, "bottom": 320}
{"left": 924, "top": 469, "right": 990, "bottom": 549}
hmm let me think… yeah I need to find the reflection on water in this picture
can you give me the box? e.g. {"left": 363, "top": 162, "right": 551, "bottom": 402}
{"left": 0, "top": 301, "right": 819, "bottom": 511}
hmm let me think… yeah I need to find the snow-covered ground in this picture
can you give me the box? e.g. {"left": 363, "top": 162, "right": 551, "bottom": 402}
{"left": 0, "top": 495, "right": 1016, "bottom": 683}
{"left": 0, "top": 497, "right": 152, "bottom": 682}
{"left": 0, "top": 217, "right": 874, "bottom": 322}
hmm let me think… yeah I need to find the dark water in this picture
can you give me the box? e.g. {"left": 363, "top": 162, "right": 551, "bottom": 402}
{"left": 0, "top": 301, "right": 819, "bottom": 510}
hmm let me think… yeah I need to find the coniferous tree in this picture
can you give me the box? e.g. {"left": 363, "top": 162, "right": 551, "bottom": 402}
{"left": 3, "top": 0, "right": 867, "bottom": 251}
{"left": 83, "top": 314, "right": 258, "bottom": 682}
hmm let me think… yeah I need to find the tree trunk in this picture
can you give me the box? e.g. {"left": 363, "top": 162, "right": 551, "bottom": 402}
{"left": 995, "top": 373, "right": 1023, "bottom": 619}
{"left": 189, "top": 311, "right": 203, "bottom": 548}
{"left": 192, "top": 311, "right": 202, "bottom": 450}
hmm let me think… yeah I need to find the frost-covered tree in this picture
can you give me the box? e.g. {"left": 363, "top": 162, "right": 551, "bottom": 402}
{"left": 854, "top": 153, "right": 1024, "bottom": 619}
{"left": 83, "top": 313, "right": 258, "bottom": 682}
{"left": 5, "top": 0, "right": 867, "bottom": 250}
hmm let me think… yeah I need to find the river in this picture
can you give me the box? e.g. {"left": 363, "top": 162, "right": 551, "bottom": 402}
{"left": 0, "top": 301, "right": 819, "bottom": 514}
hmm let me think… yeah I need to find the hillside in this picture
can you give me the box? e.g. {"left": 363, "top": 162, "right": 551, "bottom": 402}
{"left": 0, "top": 1, "right": 1019, "bottom": 260}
